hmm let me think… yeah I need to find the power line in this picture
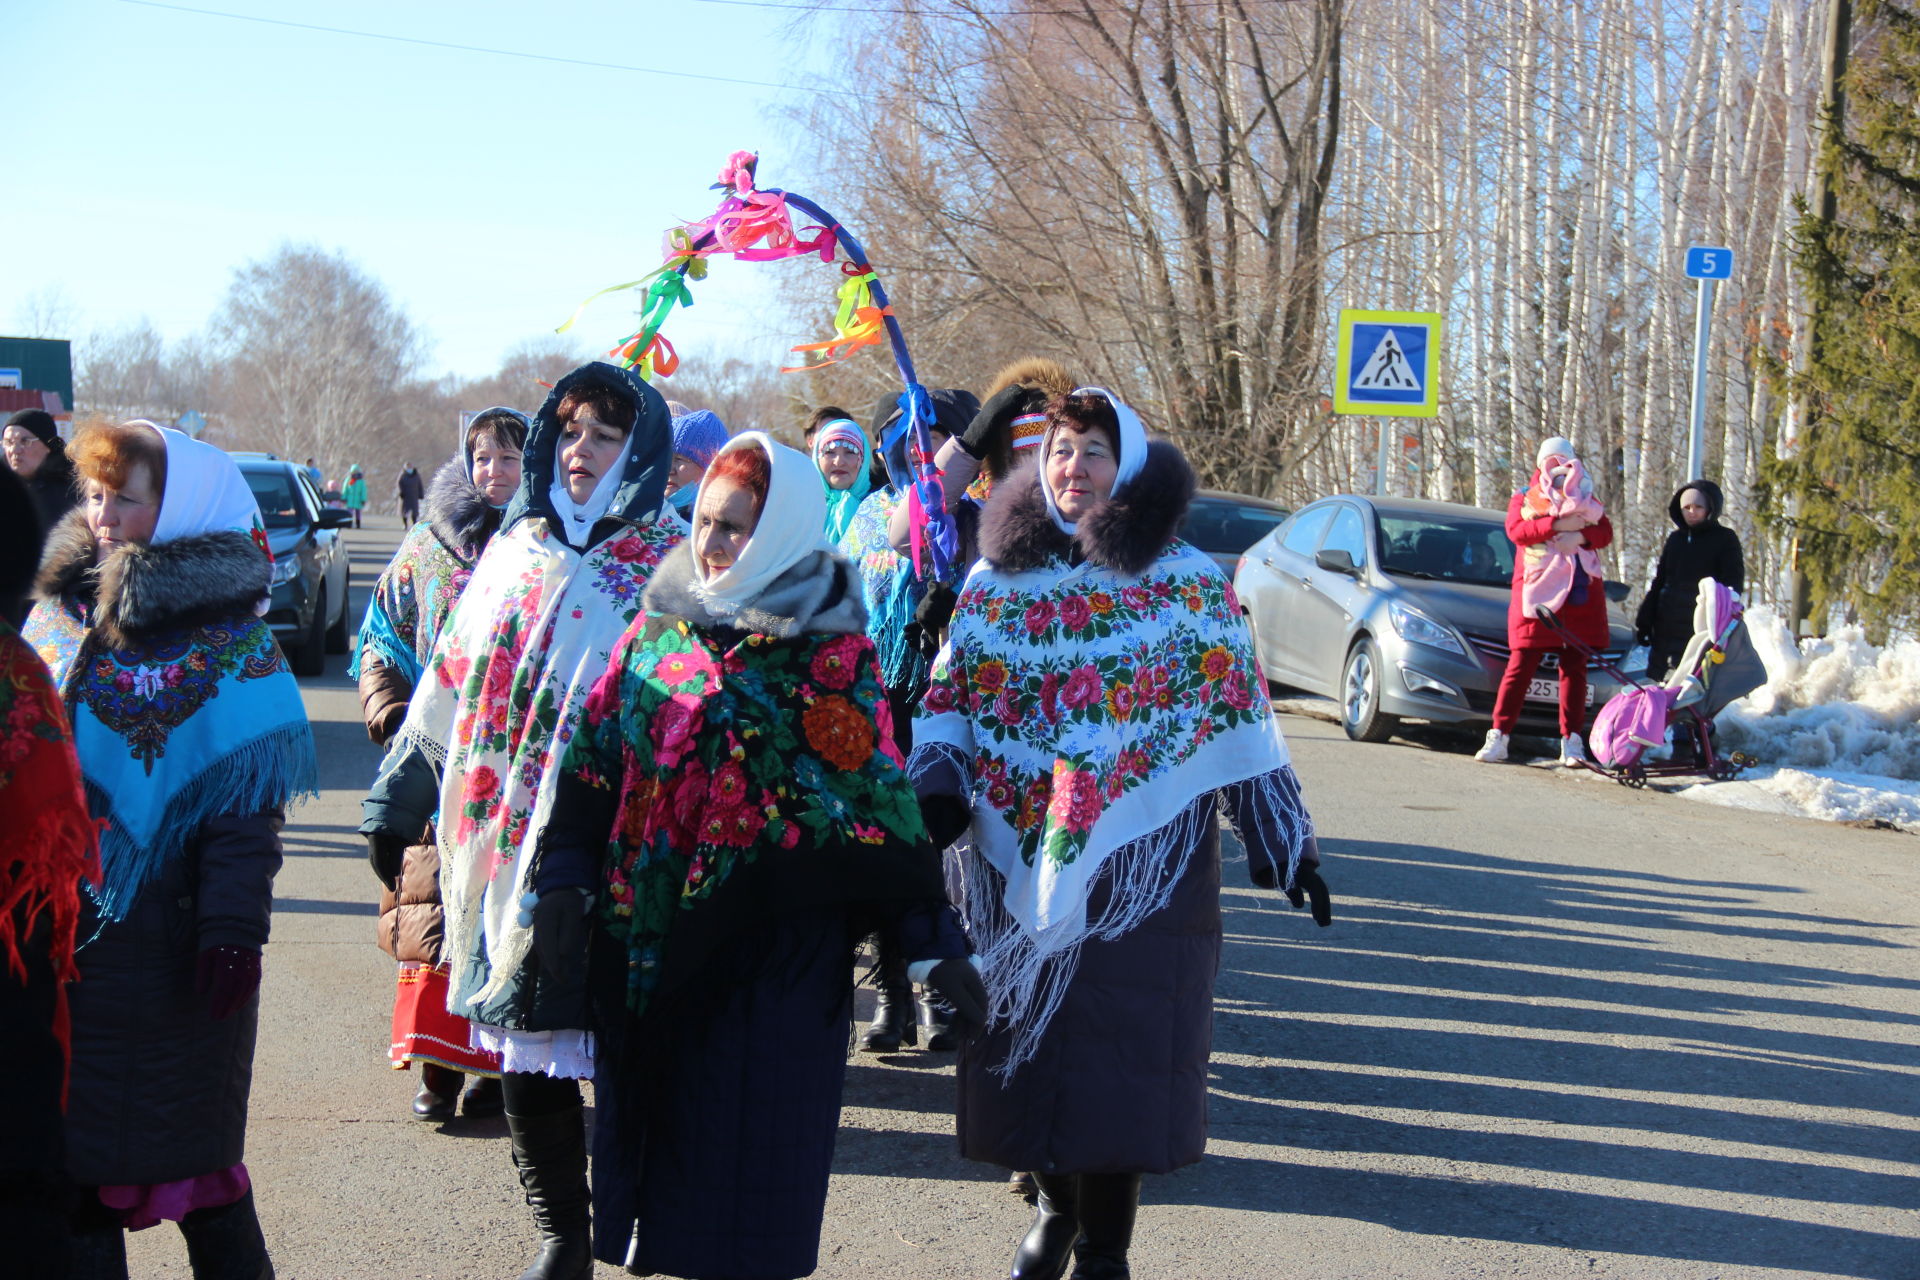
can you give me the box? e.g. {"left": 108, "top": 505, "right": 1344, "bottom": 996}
{"left": 114, "top": 0, "right": 860, "bottom": 97}
{"left": 687, "top": 0, "right": 1275, "bottom": 15}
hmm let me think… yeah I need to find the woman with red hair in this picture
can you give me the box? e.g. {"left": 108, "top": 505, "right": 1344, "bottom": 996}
{"left": 540, "top": 433, "right": 986, "bottom": 1280}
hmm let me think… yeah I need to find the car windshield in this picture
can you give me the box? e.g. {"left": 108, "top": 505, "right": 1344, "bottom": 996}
{"left": 1377, "top": 513, "right": 1515, "bottom": 588}
{"left": 245, "top": 470, "right": 306, "bottom": 529}
{"left": 1181, "top": 499, "right": 1288, "bottom": 554}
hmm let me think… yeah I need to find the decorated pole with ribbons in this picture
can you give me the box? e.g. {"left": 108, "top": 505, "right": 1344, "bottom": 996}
{"left": 556, "top": 151, "right": 957, "bottom": 581}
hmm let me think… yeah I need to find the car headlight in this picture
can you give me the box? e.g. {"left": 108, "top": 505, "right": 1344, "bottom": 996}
{"left": 270, "top": 555, "right": 300, "bottom": 586}
{"left": 1388, "top": 600, "right": 1467, "bottom": 656}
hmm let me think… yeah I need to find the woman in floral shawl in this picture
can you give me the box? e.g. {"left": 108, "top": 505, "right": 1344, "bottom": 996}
{"left": 543, "top": 433, "right": 985, "bottom": 1280}
{"left": 24, "top": 419, "right": 315, "bottom": 1278}
{"left": 360, "top": 362, "right": 682, "bottom": 1280}
{"left": 352, "top": 406, "right": 527, "bottom": 1122}
{"left": 0, "top": 467, "right": 100, "bottom": 1278}
{"left": 910, "top": 390, "right": 1331, "bottom": 1280}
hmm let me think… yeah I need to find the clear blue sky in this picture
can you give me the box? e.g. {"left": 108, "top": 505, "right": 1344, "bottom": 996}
{"left": 4, "top": 0, "right": 849, "bottom": 380}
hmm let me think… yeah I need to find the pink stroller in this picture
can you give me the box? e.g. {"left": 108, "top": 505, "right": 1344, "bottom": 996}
{"left": 1538, "top": 578, "right": 1766, "bottom": 786}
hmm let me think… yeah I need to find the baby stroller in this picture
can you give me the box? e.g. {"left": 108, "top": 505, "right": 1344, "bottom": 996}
{"left": 1538, "top": 578, "right": 1768, "bottom": 787}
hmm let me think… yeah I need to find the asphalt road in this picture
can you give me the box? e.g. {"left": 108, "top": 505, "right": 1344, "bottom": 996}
{"left": 126, "top": 514, "right": 1919, "bottom": 1280}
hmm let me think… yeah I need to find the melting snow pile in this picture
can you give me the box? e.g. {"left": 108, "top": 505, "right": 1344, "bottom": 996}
{"left": 1681, "top": 607, "right": 1920, "bottom": 832}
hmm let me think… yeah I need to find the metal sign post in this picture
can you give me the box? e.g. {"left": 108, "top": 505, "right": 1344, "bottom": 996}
{"left": 1683, "top": 246, "right": 1733, "bottom": 479}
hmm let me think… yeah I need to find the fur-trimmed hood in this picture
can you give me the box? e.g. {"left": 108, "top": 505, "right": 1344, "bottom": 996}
{"left": 35, "top": 510, "right": 271, "bottom": 650}
{"left": 978, "top": 439, "right": 1196, "bottom": 577}
{"left": 642, "top": 542, "right": 867, "bottom": 639}
{"left": 983, "top": 357, "right": 1076, "bottom": 403}
{"left": 425, "top": 455, "right": 498, "bottom": 557}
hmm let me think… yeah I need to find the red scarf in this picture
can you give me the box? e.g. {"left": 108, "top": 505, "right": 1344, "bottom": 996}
{"left": 0, "top": 626, "right": 102, "bottom": 1102}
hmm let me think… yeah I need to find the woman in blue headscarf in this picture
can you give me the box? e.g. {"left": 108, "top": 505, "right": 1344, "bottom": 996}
{"left": 666, "top": 408, "right": 729, "bottom": 522}
{"left": 811, "top": 417, "right": 871, "bottom": 543}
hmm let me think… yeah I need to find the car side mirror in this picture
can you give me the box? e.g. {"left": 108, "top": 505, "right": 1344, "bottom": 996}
{"left": 318, "top": 509, "right": 354, "bottom": 530}
{"left": 1314, "top": 548, "right": 1358, "bottom": 576}
{"left": 1603, "top": 580, "right": 1630, "bottom": 604}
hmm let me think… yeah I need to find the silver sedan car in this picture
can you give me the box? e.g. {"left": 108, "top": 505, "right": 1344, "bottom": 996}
{"left": 1233, "top": 495, "right": 1633, "bottom": 742}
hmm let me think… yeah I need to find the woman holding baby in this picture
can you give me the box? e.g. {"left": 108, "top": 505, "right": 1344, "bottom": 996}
{"left": 1476, "top": 436, "right": 1614, "bottom": 766}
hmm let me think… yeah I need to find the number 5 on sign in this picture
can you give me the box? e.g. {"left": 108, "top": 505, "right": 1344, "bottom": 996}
{"left": 1684, "top": 246, "right": 1733, "bottom": 280}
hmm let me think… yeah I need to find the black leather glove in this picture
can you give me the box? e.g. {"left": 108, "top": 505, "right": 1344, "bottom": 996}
{"left": 1285, "top": 867, "right": 1333, "bottom": 927}
{"left": 925, "top": 957, "right": 990, "bottom": 1041}
{"left": 366, "top": 830, "right": 409, "bottom": 893}
{"left": 913, "top": 583, "right": 958, "bottom": 658}
{"left": 531, "top": 888, "right": 592, "bottom": 985}
{"left": 956, "top": 382, "right": 1043, "bottom": 460}
{"left": 196, "top": 945, "right": 263, "bottom": 1019}
{"left": 920, "top": 794, "right": 971, "bottom": 849}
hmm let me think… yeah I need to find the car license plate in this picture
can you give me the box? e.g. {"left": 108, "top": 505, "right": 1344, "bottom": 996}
{"left": 1526, "top": 677, "right": 1595, "bottom": 705}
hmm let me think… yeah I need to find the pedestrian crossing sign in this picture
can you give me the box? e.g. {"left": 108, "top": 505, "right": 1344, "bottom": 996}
{"left": 1334, "top": 309, "right": 1442, "bottom": 418}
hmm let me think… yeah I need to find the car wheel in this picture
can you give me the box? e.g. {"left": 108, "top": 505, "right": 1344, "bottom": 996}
{"left": 325, "top": 586, "right": 352, "bottom": 654}
{"left": 1341, "top": 637, "right": 1399, "bottom": 743}
{"left": 290, "top": 585, "right": 327, "bottom": 677}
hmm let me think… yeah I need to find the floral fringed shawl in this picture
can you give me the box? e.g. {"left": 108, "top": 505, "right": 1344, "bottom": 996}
{"left": 563, "top": 615, "right": 942, "bottom": 1016}
{"left": 24, "top": 599, "right": 314, "bottom": 927}
{"left": 911, "top": 540, "right": 1311, "bottom": 1069}
{"left": 349, "top": 520, "right": 475, "bottom": 687}
{"left": 397, "top": 515, "right": 683, "bottom": 1010}
{"left": 0, "top": 624, "right": 101, "bottom": 1093}
{"left": 837, "top": 488, "right": 926, "bottom": 692}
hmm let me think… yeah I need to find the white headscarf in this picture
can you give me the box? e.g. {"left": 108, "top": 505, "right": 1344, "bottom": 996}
{"left": 545, "top": 429, "right": 628, "bottom": 547}
{"left": 136, "top": 420, "right": 266, "bottom": 546}
{"left": 1039, "top": 386, "right": 1149, "bottom": 536}
{"left": 689, "top": 431, "right": 830, "bottom": 618}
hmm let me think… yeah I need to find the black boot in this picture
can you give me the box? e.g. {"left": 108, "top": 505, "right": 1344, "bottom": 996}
{"left": 1068, "top": 1173, "right": 1140, "bottom": 1280}
{"left": 506, "top": 1104, "right": 593, "bottom": 1280}
{"left": 69, "top": 1227, "right": 128, "bottom": 1280}
{"left": 860, "top": 954, "right": 916, "bottom": 1052}
{"left": 463, "top": 1073, "right": 506, "bottom": 1118}
{"left": 413, "top": 1063, "right": 462, "bottom": 1122}
{"left": 916, "top": 987, "right": 958, "bottom": 1051}
{"left": 179, "top": 1188, "right": 274, "bottom": 1280}
{"left": 1010, "top": 1172, "right": 1080, "bottom": 1280}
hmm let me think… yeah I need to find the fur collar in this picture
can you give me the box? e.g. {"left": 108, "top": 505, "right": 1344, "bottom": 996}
{"left": 643, "top": 543, "right": 867, "bottom": 639}
{"left": 978, "top": 439, "right": 1195, "bottom": 577}
{"left": 35, "top": 510, "right": 270, "bottom": 649}
{"left": 426, "top": 455, "right": 498, "bottom": 557}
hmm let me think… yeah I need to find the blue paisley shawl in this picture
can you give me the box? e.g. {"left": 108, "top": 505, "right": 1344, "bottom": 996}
{"left": 837, "top": 488, "right": 927, "bottom": 692}
{"left": 24, "top": 539, "right": 316, "bottom": 925}
{"left": 349, "top": 520, "right": 474, "bottom": 687}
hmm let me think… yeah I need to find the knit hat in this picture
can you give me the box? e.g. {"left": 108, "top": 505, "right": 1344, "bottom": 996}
{"left": 670, "top": 409, "right": 730, "bottom": 469}
{"left": 5, "top": 409, "right": 60, "bottom": 449}
{"left": 1536, "top": 436, "right": 1577, "bottom": 469}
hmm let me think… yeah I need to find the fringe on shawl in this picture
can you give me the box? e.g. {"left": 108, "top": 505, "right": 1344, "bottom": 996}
{"left": 958, "top": 766, "right": 1312, "bottom": 1077}
{"left": 348, "top": 594, "right": 422, "bottom": 686}
{"left": 85, "top": 722, "right": 318, "bottom": 925}
{"left": 1, "top": 805, "right": 102, "bottom": 1109}
{"left": 396, "top": 720, "right": 449, "bottom": 772}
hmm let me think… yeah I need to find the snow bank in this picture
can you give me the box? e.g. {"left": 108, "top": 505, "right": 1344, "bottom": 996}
{"left": 1679, "top": 766, "right": 1920, "bottom": 833}
{"left": 1713, "top": 606, "right": 1920, "bottom": 782}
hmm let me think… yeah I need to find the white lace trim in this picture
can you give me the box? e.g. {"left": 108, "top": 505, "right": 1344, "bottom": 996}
{"left": 469, "top": 1025, "right": 596, "bottom": 1080}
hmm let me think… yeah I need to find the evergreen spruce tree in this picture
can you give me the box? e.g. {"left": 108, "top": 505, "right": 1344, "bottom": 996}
{"left": 1763, "top": 0, "right": 1920, "bottom": 638}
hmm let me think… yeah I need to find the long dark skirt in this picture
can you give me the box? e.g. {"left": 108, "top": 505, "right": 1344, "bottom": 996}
{"left": 591, "top": 911, "right": 858, "bottom": 1280}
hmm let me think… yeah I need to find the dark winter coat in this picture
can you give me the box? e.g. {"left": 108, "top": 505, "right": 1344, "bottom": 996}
{"left": 923, "top": 442, "right": 1321, "bottom": 1176}
{"left": 539, "top": 543, "right": 966, "bottom": 1278}
{"left": 33, "top": 517, "right": 284, "bottom": 1186}
{"left": 1635, "top": 479, "right": 1745, "bottom": 676}
{"left": 23, "top": 450, "right": 77, "bottom": 538}
{"left": 395, "top": 468, "right": 426, "bottom": 503}
{"left": 361, "top": 457, "right": 499, "bottom": 965}
{"left": 1505, "top": 491, "right": 1615, "bottom": 650}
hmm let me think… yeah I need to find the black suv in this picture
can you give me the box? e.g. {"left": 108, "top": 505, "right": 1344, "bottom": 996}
{"left": 232, "top": 453, "right": 353, "bottom": 676}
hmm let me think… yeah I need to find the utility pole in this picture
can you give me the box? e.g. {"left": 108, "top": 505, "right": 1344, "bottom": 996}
{"left": 1786, "top": 0, "right": 1852, "bottom": 636}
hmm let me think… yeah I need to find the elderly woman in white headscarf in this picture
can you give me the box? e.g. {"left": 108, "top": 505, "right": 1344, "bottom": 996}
{"left": 24, "top": 419, "right": 316, "bottom": 1278}
{"left": 540, "top": 433, "right": 986, "bottom": 1280}
{"left": 909, "top": 390, "right": 1329, "bottom": 1280}
{"left": 360, "top": 362, "right": 683, "bottom": 1280}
